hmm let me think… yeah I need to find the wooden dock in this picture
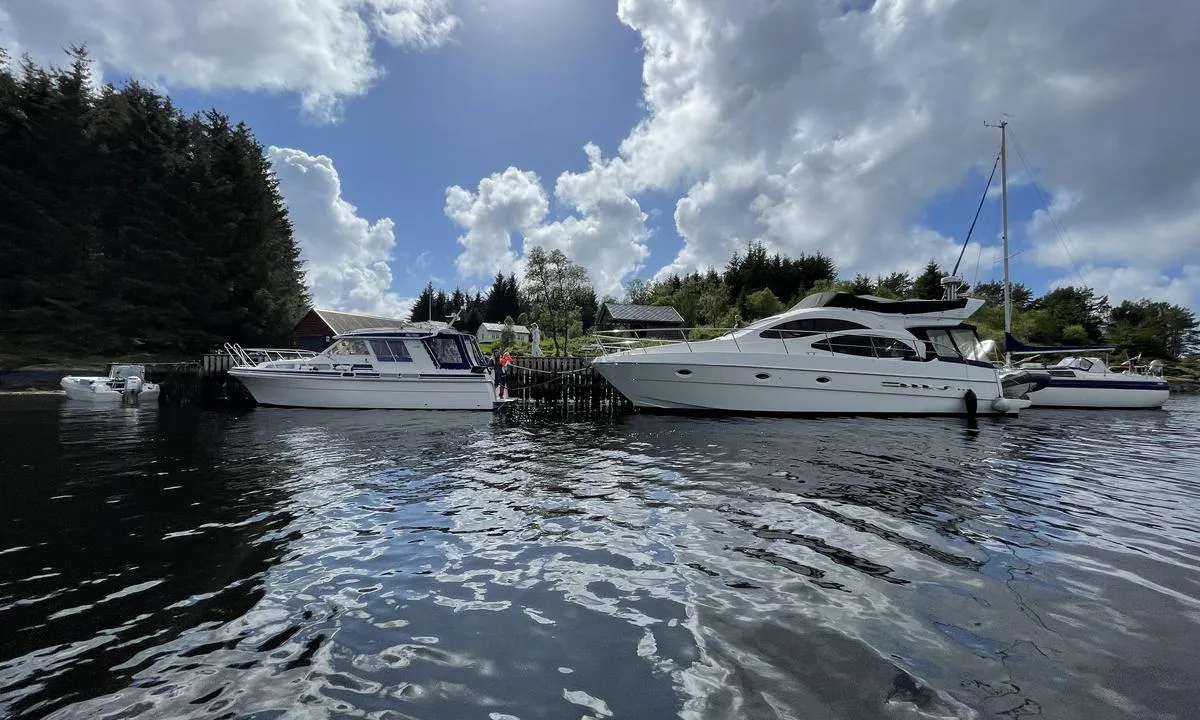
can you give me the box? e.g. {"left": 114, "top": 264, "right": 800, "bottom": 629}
{"left": 148, "top": 353, "right": 632, "bottom": 413}
{"left": 502, "top": 356, "right": 633, "bottom": 414}
{"left": 148, "top": 354, "right": 254, "bottom": 409}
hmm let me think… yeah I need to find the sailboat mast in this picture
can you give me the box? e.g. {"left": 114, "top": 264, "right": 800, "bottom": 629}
{"left": 999, "top": 121, "right": 1011, "bottom": 338}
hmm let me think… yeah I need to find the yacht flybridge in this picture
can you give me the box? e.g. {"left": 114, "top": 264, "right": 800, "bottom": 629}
{"left": 590, "top": 291, "right": 1033, "bottom": 416}
{"left": 227, "top": 327, "right": 501, "bottom": 410}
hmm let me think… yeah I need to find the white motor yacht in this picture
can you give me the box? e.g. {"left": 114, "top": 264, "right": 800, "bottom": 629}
{"left": 226, "top": 327, "right": 501, "bottom": 410}
{"left": 61, "top": 364, "right": 160, "bottom": 403}
{"left": 590, "top": 291, "right": 1033, "bottom": 416}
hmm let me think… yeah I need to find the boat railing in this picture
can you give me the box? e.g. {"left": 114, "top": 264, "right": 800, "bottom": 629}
{"left": 223, "top": 343, "right": 319, "bottom": 367}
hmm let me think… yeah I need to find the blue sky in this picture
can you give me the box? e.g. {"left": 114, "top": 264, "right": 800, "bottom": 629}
{"left": 5, "top": 0, "right": 1196, "bottom": 312}
{"left": 169, "top": 0, "right": 675, "bottom": 298}
{"left": 160, "top": 1, "right": 1051, "bottom": 299}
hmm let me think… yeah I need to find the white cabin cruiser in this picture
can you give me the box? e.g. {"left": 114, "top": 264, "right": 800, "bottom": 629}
{"left": 61, "top": 364, "right": 160, "bottom": 403}
{"left": 590, "top": 292, "right": 1033, "bottom": 416}
{"left": 1002, "top": 335, "right": 1169, "bottom": 409}
{"left": 227, "top": 327, "right": 501, "bottom": 410}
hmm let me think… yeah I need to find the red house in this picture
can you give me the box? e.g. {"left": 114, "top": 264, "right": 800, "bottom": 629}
{"left": 291, "top": 308, "right": 416, "bottom": 352}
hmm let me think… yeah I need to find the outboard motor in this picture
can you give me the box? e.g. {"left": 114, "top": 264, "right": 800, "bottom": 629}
{"left": 124, "top": 375, "right": 143, "bottom": 405}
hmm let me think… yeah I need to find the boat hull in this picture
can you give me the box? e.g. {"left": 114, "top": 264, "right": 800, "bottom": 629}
{"left": 591, "top": 353, "right": 1016, "bottom": 415}
{"left": 1026, "top": 378, "right": 1169, "bottom": 409}
{"left": 229, "top": 369, "right": 497, "bottom": 410}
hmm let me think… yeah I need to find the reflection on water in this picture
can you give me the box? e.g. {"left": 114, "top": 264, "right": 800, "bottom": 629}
{"left": 1, "top": 394, "right": 1198, "bottom": 719}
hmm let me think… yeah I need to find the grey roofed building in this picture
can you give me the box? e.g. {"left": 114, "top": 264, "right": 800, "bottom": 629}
{"left": 291, "top": 308, "right": 447, "bottom": 351}
{"left": 596, "top": 302, "right": 685, "bottom": 330}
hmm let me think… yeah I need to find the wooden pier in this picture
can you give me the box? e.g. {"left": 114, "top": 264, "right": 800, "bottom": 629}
{"left": 147, "top": 354, "right": 254, "bottom": 410}
{"left": 502, "top": 357, "right": 633, "bottom": 414}
{"left": 148, "top": 353, "right": 632, "bottom": 413}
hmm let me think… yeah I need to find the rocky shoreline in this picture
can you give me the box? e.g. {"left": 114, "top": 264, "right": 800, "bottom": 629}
{"left": 1169, "top": 377, "right": 1200, "bottom": 394}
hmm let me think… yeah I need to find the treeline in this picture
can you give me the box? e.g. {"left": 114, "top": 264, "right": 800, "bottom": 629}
{"left": 412, "top": 254, "right": 599, "bottom": 352}
{"left": 0, "top": 47, "right": 309, "bottom": 357}
{"left": 630, "top": 243, "right": 1198, "bottom": 360}
{"left": 413, "top": 238, "right": 1196, "bottom": 360}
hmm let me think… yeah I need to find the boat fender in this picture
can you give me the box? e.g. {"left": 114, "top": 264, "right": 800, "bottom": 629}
{"left": 963, "top": 388, "right": 977, "bottom": 418}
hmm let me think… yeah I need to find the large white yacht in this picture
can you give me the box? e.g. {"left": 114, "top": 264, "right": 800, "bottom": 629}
{"left": 227, "top": 327, "right": 500, "bottom": 410}
{"left": 590, "top": 291, "right": 1034, "bottom": 416}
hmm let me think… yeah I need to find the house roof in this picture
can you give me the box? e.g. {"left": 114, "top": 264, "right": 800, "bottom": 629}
{"left": 477, "top": 322, "right": 530, "bottom": 334}
{"left": 312, "top": 308, "right": 447, "bottom": 336}
{"left": 600, "top": 303, "right": 685, "bottom": 325}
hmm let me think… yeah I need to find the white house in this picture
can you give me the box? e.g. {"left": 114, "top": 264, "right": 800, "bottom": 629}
{"left": 476, "top": 322, "right": 531, "bottom": 344}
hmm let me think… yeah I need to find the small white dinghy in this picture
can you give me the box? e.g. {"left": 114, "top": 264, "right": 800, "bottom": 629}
{"left": 61, "top": 364, "right": 160, "bottom": 404}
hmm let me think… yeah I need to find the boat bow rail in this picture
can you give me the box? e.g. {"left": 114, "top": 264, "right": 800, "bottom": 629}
{"left": 223, "top": 343, "right": 319, "bottom": 367}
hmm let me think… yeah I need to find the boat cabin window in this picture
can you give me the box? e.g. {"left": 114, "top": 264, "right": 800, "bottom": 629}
{"left": 1055, "top": 357, "right": 1094, "bottom": 372}
{"left": 923, "top": 329, "right": 962, "bottom": 359}
{"left": 426, "top": 337, "right": 467, "bottom": 368}
{"left": 329, "top": 339, "right": 370, "bottom": 356}
{"left": 948, "top": 328, "right": 988, "bottom": 362}
{"left": 760, "top": 317, "right": 868, "bottom": 339}
{"left": 871, "top": 337, "right": 919, "bottom": 359}
{"left": 812, "top": 334, "right": 875, "bottom": 357}
{"left": 812, "top": 334, "right": 918, "bottom": 358}
{"left": 369, "top": 339, "right": 412, "bottom": 362}
{"left": 465, "top": 337, "right": 486, "bottom": 367}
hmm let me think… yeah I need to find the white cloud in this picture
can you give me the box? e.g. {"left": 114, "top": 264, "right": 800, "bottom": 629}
{"left": 268, "top": 146, "right": 413, "bottom": 318}
{"left": 451, "top": 0, "right": 1200, "bottom": 309}
{"left": 445, "top": 149, "right": 651, "bottom": 298}
{"left": 0, "top": 0, "right": 458, "bottom": 122}
{"left": 445, "top": 167, "right": 549, "bottom": 279}
{"left": 1051, "top": 265, "right": 1200, "bottom": 311}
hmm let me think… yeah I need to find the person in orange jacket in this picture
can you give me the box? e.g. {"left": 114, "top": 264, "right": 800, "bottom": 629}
{"left": 496, "top": 350, "right": 513, "bottom": 398}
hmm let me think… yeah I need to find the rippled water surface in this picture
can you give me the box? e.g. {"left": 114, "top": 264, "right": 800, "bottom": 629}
{"left": 2, "top": 395, "right": 1199, "bottom": 719}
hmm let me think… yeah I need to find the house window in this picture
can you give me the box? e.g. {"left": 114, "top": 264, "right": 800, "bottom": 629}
{"left": 760, "top": 318, "right": 868, "bottom": 339}
{"left": 369, "top": 339, "right": 412, "bottom": 362}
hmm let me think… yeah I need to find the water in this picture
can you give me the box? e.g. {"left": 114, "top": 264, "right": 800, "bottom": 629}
{"left": 2, "top": 395, "right": 1199, "bottom": 720}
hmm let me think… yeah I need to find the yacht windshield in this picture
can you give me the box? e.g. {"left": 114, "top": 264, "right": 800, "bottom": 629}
{"left": 465, "top": 337, "right": 486, "bottom": 367}
{"left": 330, "top": 339, "right": 369, "bottom": 356}
{"left": 426, "top": 337, "right": 466, "bottom": 367}
{"left": 925, "top": 329, "right": 961, "bottom": 359}
{"left": 949, "top": 328, "right": 988, "bottom": 362}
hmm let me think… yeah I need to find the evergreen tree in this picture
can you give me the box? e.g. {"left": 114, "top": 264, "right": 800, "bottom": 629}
{"left": 913, "top": 261, "right": 944, "bottom": 300}
{"left": 1106, "top": 300, "right": 1198, "bottom": 359}
{"left": 0, "top": 46, "right": 309, "bottom": 356}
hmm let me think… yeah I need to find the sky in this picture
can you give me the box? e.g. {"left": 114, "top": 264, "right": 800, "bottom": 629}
{"left": 3, "top": 0, "right": 1198, "bottom": 320}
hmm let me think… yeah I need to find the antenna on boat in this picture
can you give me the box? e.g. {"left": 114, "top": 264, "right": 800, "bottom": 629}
{"left": 946, "top": 133, "right": 1002, "bottom": 303}
{"left": 985, "top": 118, "right": 1011, "bottom": 367}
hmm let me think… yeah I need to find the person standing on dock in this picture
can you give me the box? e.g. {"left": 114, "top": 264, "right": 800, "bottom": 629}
{"left": 496, "top": 350, "right": 512, "bottom": 398}
{"left": 530, "top": 322, "right": 542, "bottom": 357}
